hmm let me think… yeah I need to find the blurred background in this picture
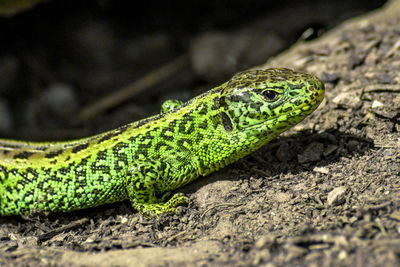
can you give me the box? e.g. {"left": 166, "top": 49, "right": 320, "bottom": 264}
{"left": 0, "top": 0, "right": 387, "bottom": 140}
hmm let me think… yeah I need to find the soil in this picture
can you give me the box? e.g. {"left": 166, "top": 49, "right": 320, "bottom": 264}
{"left": 1, "top": 0, "right": 400, "bottom": 266}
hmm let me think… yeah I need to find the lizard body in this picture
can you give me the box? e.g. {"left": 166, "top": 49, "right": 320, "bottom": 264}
{"left": 0, "top": 68, "right": 324, "bottom": 216}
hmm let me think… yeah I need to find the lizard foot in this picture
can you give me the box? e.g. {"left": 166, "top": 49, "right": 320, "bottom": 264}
{"left": 132, "top": 193, "right": 189, "bottom": 218}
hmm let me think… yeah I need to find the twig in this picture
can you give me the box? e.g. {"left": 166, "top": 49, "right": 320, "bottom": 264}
{"left": 75, "top": 55, "right": 188, "bottom": 123}
{"left": 38, "top": 218, "right": 89, "bottom": 242}
{"left": 362, "top": 84, "right": 400, "bottom": 93}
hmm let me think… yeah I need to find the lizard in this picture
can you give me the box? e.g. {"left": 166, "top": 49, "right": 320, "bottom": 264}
{"left": 0, "top": 68, "right": 324, "bottom": 217}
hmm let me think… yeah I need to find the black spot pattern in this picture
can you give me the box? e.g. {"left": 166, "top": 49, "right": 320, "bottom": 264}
{"left": 72, "top": 143, "right": 89, "bottom": 153}
{"left": 13, "top": 151, "right": 35, "bottom": 159}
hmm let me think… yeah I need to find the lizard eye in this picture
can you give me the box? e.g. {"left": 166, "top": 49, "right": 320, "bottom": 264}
{"left": 262, "top": 90, "right": 279, "bottom": 101}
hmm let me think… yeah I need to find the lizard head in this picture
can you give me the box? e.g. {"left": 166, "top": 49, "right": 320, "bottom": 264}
{"left": 218, "top": 68, "right": 324, "bottom": 137}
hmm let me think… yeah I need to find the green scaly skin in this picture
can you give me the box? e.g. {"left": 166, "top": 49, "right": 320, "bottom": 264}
{"left": 0, "top": 68, "right": 324, "bottom": 217}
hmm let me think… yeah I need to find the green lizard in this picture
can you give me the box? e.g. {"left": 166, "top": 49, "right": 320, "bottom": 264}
{"left": 0, "top": 68, "right": 324, "bottom": 217}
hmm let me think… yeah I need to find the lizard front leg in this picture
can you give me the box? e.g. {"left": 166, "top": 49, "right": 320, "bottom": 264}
{"left": 126, "top": 154, "right": 198, "bottom": 217}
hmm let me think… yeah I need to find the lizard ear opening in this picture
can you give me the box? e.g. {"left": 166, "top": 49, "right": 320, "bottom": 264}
{"left": 218, "top": 94, "right": 228, "bottom": 109}
{"left": 221, "top": 112, "right": 233, "bottom": 132}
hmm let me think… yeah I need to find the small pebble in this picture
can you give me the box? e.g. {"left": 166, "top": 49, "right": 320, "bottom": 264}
{"left": 298, "top": 142, "right": 324, "bottom": 163}
{"left": 274, "top": 192, "right": 292, "bottom": 203}
{"left": 313, "top": 166, "right": 329, "bottom": 174}
{"left": 371, "top": 100, "right": 384, "bottom": 108}
{"left": 255, "top": 236, "right": 270, "bottom": 249}
{"left": 327, "top": 186, "right": 347, "bottom": 206}
{"left": 338, "top": 250, "right": 348, "bottom": 260}
{"left": 118, "top": 215, "right": 129, "bottom": 224}
{"left": 332, "top": 92, "right": 361, "bottom": 108}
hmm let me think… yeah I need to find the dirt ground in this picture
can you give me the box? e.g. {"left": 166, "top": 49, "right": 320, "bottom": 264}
{"left": 1, "top": 1, "right": 400, "bottom": 266}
